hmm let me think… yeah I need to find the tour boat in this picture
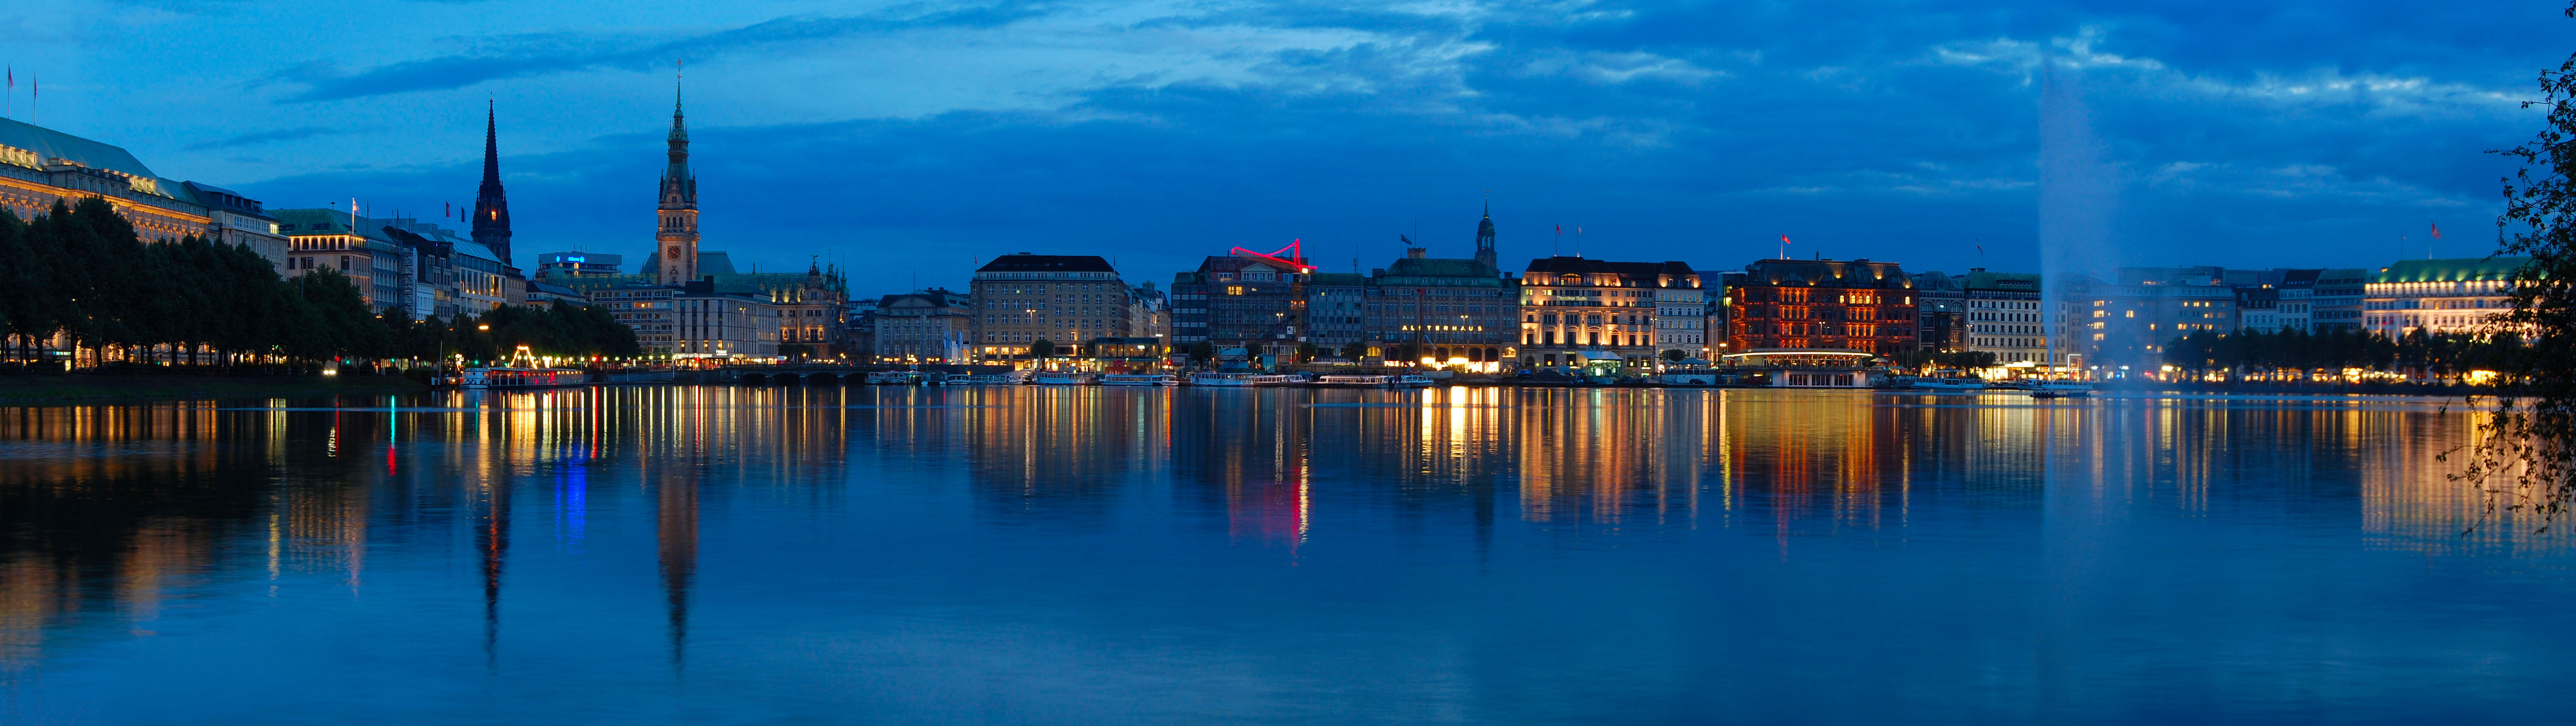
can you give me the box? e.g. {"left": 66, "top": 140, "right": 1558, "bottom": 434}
{"left": 1911, "top": 377, "right": 1990, "bottom": 392}
{"left": 1658, "top": 369, "right": 1719, "bottom": 387}
{"left": 864, "top": 371, "right": 918, "bottom": 385}
{"left": 948, "top": 373, "right": 1019, "bottom": 385}
{"left": 460, "top": 367, "right": 589, "bottom": 390}
{"left": 1393, "top": 375, "right": 1436, "bottom": 388}
{"left": 1191, "top": 372, "right": 1296, "bottom": 387}
{"left": 1100, "top": 374, "right": 1181, "bottom": 386}
{"left": 1033, "top": 372, "right": 1098, "bottom": 385}
{"left": 2028, "top": 381, "right": 2095, "bottom": 398}
{"left": 1314, "top": 374, "right": 1394, "bottom": 387}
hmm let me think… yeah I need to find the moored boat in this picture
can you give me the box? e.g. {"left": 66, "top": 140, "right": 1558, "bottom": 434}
{"left": 1911, "top": 376, "right": 1990, "bottom": 392}
{"left": 2028, "top": 381, "right": 2094, "bottom": 398}
{"left": 460, "top": 367, "right": 589, "bottom": 390}
{"left": 1033, "top": 372, "right": 1098, "bottom": 385}
{"left": 1315, "top": 374, "right": 1394, "bottom": 387}
{"left": 1101, "top": 374, "right": 1180, "bottom": 386}
{"left": 1191, "top": 372, "right": 1296, "bottom": 387}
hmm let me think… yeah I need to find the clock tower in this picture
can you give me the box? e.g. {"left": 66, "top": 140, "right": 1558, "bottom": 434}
{"left": 656, "top": 77, "right": 699, "bottom": 286}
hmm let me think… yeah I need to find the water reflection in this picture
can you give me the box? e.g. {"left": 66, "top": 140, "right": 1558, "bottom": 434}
{"left": 0, "top": 387, "right": 2560, "bottom": 719}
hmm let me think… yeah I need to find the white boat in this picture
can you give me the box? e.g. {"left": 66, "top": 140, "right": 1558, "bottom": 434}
{"left": 1315, "top": 374, "right": 1393, "bottom": 387}
{"left": 1659, "top": 369, "right": 1719, "bottom": 386}
{"left": 1393, "top": 375, "right": 1436, "bottom": 388}
{"left": 460, "top": 367, "right": 589, "bottom": 390}
{"left": 948, "top": 373, "right": 1021, "bottom": 385}
{"left": 2028, "top": 381, "right": 2094, "bottom": 398}
{"left": 1191, "top": 372, "right": 1296, "bottom": 387}
{"left": 864, "top": 371, "right": 918, "bottom": 385}
{"left": 1101, "top": 374, "right": 1181, "bottom": 386}
{"left": 1911, "top": 377, "right": 1990, "bottom": 391}
{"left": 1033, "top": 372, "right": 1098, "bottom": 385}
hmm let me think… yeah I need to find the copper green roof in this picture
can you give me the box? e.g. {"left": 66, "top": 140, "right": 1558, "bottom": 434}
{"left": 2371, "top": 257, "right": 2532, "bottom": 283}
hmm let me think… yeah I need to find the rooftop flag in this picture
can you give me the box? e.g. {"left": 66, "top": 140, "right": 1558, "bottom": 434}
{"left": 2430, "top": 221, "right": 2442, "bottom": 239}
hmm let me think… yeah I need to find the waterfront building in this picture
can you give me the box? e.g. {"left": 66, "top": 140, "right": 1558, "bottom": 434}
{"left": 1129, "top": 281, "right": 1169, "bottom": 343}
{"left": 1652, "top": 266, "right": 1709, "bottom": 356}
{"left": 1960, "top": 269, "right": 2047, "bottom": 364}
{"left": 2314, "top": 268, "right": 2369, "bottom": 332}
{"left": 1705, "top": 271, "right": 1744, "bottom": 360}
{"left": 672, "top": 277, "right": 780, "bottom": 360}
{"left": 592, "top": 283, "right": 679, "bottom": 354}
{"left": 873, "top": 289, "right": 974, "bottom": 362}
{"left": 2238, "top": 287, "right": 2281, "bottom": 332}
{"left": 471, "top": 103, "right": 515, "bottom": 268}
{"left": 2077, "top": 267, "right": 2239, "bottom": 372}
{"left": 1912, "top": 272, "right": 1967, "bottom": 352}
{"left": 277, "top": 210, "right": 515, "bottom": 318}
{"left": 975, "top": 253, "right": 1148, "bottom": 359}
{"left": 2363, "top": 257, "right": 2531, "bottom": 337}
{"left": 1304, "top": 271, "right": 1369, "bottom": 354}
{"left": 1519, "top": 257, "right": 1702, "bottom": 371}
{"left": 2269, "top": 269, "right": 2320, "bottom": 332}
{"left": 1369, "top": 243, "right": 1515, "bottom": 368}
{"left": 526, "top": 280, "right": 582, "bottom": 308}
{"left": 0, "top": 117, "right": 290, "bottom": 272}
{"left": 375, "top": 215, "right": 512, "bottom": 319}
{"left": 274, "top": 208, "right": 407, "bottom": 311}
{"left": 1724, "top": 258, "right": 1918, "bottom": 357}
{"left": 1170, "top": 253, "right": 1307, "bottom": 359}
{"left": 183, "top": 183, "right": 292, "bottom": 277}
{"left": 845, "top": 307, "right": 878, "bottom": 360}
{"left": 535, "top": 252, "right": 623, "bottom": 279}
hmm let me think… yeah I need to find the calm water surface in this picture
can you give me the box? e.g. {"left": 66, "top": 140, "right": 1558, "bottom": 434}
{"left": 1, "top": 386, "right": 2569, "bottom": 724}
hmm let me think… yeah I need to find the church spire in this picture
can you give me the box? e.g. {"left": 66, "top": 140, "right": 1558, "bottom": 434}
{"left": 471, "top": 98, "right": 514, "bottom": 267}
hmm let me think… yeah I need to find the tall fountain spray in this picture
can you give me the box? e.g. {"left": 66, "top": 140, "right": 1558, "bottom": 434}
{"left": 2038, "top": 61, "right": 2119, "bottom": 375}
{"left": 2036, "top": 58, "right": 2124, "bottom": 716}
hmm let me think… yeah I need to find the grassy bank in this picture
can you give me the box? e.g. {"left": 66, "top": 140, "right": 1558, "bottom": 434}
{"left": 0, "top": 372, "right": 427, "bottom": 403}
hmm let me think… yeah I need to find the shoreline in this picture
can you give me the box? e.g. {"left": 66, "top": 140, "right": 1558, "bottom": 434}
{"left": 0, "top": 372, "right": 428, "bottom": 403}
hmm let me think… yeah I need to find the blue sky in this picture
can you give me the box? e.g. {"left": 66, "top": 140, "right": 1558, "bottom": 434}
{"left": 8, "top": 0, "right": 2564, "bottom": 292}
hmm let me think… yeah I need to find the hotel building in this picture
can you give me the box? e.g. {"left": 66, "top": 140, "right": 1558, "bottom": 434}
{"left": 1725, "top": 259, "right": 1919, "bottom": 357}
{"left": 1519, "top": 257, "right": 1703, "bottom": 370}
{"left": 2363, "top": 257, "right": 2530, "bottom": 337}
{"left": 0, "top": 117, "right": 289, "bottom": 272}
{"left": 977, "top": 254, "right": 1152, "bottom": 359}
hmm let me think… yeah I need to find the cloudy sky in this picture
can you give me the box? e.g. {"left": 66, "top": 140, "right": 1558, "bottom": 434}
{"left": 8, "top": 0, "right": 2564, "bottom": 291}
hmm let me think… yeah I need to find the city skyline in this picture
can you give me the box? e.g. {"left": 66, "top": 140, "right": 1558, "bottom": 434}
{"left": 3, "top": 0, "right": 2553, "bottom": 292}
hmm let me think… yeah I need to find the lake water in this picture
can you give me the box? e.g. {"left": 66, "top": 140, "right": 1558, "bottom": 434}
{"left": 1, "top": 386, "right": 2570, "bottom": 724}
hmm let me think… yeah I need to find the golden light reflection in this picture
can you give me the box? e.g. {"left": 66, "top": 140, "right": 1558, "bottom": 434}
{"left": 0, "top": 387, "right": 2564, "bottom": 674}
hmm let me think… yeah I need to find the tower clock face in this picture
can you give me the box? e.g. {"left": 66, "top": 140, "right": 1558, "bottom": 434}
{"left": 666, "top": 247, "right": 681, "bottom": 260}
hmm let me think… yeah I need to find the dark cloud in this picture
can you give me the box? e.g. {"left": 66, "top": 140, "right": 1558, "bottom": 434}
{"left": 185, "top": 126, "right": 346, "bottom": 151}
{"left": 277, "top": 3, "right": 1062, "bottom": 102}
{"left": 233, "top": 0, "right": 2570, "bottom": 292}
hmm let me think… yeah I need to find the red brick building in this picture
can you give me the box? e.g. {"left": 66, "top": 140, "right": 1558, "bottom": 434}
{"left": 1727, "top": 259, "right": 1920, "bottom": 355}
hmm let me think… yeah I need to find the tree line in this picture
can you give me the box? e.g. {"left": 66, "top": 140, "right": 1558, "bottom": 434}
{"left": 2160, "top": 327, "right": 2528, "bottom": 380}
{"left": 0, "top": 198, "right": 634, "bottom": 369}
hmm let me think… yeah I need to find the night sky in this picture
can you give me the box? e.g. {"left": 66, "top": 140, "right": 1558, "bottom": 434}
{"left": 11, "top": 0, "right": 2563, "bottom": 291}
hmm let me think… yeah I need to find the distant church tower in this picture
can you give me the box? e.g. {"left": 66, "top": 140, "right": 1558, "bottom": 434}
{"left": 1474, "top": 199, "right": 1497, "bottom": 270}
{"left": 656, "top": 75, "right": 700, "bottom": 287}
{"left": 471, "top": 100, "right": 513, "bottom": 267}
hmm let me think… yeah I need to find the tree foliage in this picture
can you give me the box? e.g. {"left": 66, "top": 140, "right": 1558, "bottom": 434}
{"left": 0, "top": 198, "right": 635, "bottom": 367}
{"left": 2466, "top": 3, "right": 2576, "bottom": 528}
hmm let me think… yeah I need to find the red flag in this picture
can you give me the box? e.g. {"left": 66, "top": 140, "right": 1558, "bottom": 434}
{"left": 445, "top": 202, "right": 450, "bottom": 218}
{"left": 1555, "top": 224, "right": 1562, "bottom": 235}
{"left": 2429, "top": 221, "right": 2441, "bottom": 239}
{"left": 1781, "top": 234, "right": 1792, "bottom": 245}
